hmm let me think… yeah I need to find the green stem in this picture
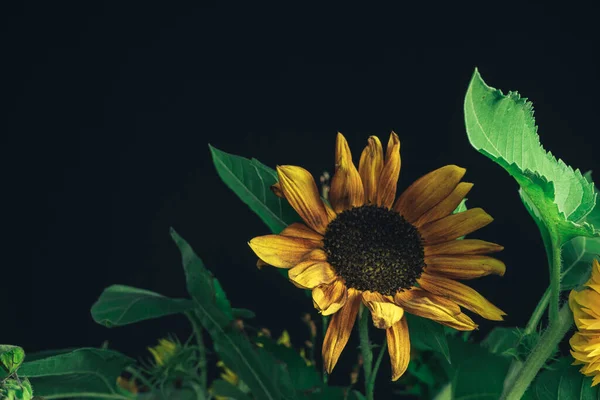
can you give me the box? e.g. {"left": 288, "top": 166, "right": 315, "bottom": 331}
{"left": 367, "top": 340, "right": 388, "bottom": 396}
{"left": 358, "top": 305, "right": 374, "bottom": 400}
{"left": 548, "top": 231, "right": 562, "bottom": 323}
{"left": 524, "top": 287, "right": 551, "bottom": 335}
{"left": 186, "top": 312, "right": 207, "bottom": 391}
{"left": 500, "top": 304, "right": 573, "bottom": 400}
{"left": 322, "top": 315, "right": 329, "bottom": 384}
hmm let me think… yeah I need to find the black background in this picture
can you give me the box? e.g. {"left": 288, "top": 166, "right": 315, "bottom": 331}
{"left": 4, "top": 2, "right": 600, "bottom": 397}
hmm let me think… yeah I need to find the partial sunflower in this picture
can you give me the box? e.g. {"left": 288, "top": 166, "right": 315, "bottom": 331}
{"left": 249, "top": 132, "right": 506, "bottom": 380}
{"left": 569, "top": 259, "right": 600, "bottom": 386}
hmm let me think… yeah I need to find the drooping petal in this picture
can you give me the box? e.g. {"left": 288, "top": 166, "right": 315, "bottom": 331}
{"left": 249, "top": 235, "right": 320, "bottom": 268}
{"left": 387, "top": 317, "right": 410, "bottom": 381}
{"left": 322, "top": 288, "right": 362, "bottom": 373}
{"left": 413, "top": 182, "right": 473, "bottom": 226}
{"left": 358, "top": 135, "right": 384, "bottom": 204}
{"left": 393, "top": 165, "right": 466, "bottom": 223}
{"left": 418, "top": 273, "right": 506, "bottom": 321}
{"left": 424, "top": 239, "right": 504, "bottom": 256}
{"left": 419, "top": 208, "right": 494, "bottom": 245}
{"left": 277, "top": 165, "right": 330, "bottom": 234}
{"left": 329, "top": 132, "right": 365, "bottom": 212}
{"left": 288, "top": 260, "right": 337, "bottom": 289}
{"left": 376, "top": 132, "right": 401, "bottom": 209}
{"left": 394, "top": 288, "right": 460, "bottom": 319}
{"left": 424, "top": 255, "right": 506, "bottom": 280}
{"left": 435, "top": 312, "right": 478, "bottom": 331}
{"left": 280, "top": 222, "right": 324, "bottom": 241}
{"left": 362, "top": 291, "right": 405, "bottom": 329}
{"left": 312, "top": 279, "right": 348, "bottom": 315}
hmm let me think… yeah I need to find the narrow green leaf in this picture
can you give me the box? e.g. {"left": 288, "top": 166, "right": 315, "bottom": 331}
{"left": 90, "top": 285, "right": 194, "bottom": 327}
{"left": 210, "top": 145, "right": 300, "bottom": 234}
{"left": 171, "top": 229, "right": 282, "bottom": 400}
{"left": 406, "top": 314, "right": 451, "bottom": 364}
{"left": 0, "top": 345, "right": 25, "bottom": 377}
{"left": 529, "top": 357, "right": 599, "bottom": 399}
{"left": 464, "top": 69, "right": 597, "bottom": 244}
{"left": 211, "top": 379, "right": 252, "bottom": 400}
{"left": 231, "top": 308, "right": 256, "bottom": 320}
{"left": 18, "top": 348, "right": 134, "bottom": 399}
{"left": 213, "top": 278, "right": 234, "bottom": 320}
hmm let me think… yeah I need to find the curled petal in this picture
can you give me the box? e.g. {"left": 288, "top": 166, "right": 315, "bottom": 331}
{"left": 362, "top": 291, "right": 405, "bottom": 329}
{"left": 435, "top": 312, "right": 478, "bottom": 331}
{"left": 323, "top": 288, "right": 362, "bottom": 373}
{"left": 288, "top": 260, "right": 337, "bottom": 289}
{"left": 249, "top": 235, "right": 320, "bottom": 268}
{"left": 419, "top": 208, "right": 494, "bottom": 245}
{"left": 358, "top": 135, "right": 384, "bottom": 204}
{"left": 394, "top": 165, "right": 466, "bottom": 223}
{"left": 277, "top": 165, "right": 330, "bottom": 234}
{"left": 312, "top": 279, "right": 348, "bottom": 315}
{"left": 418, "top": 273, "right": 506, "bottom": 321}
{"left": 424, "top": 255, "right": 506, "bottom": 280}
{"left": 387, "top": 318, "right": 410, "bottom": 381}
{"left": 413, "top": 182, "right": 473, "bottom": 226}
{"left": 271, "top": 182, "right": 284, "bottom": 198}
{"left": 424, "top": 239, "right": 504, "bottom": 257}
{"left": 329, "top": 132, "right": 365, "bottom": 212}
{"left": 376, "top": 132, "right": 401, "bottom": 209}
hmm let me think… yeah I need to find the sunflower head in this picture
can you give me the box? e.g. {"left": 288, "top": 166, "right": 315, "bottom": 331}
{"left": 249, "top": 132, "right": 506, "bottom": 380}
{"left": 569, "top": 259, "right": 600, "bottom": 386}
{"left": 148, "top": 338, "right": 179, "bottom": 367}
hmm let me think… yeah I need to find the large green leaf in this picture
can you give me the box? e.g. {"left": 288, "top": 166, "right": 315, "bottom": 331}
{"left": 210, "top": 145, "right": 300, "bottom": 234}
{"left": 90, "top": 285, "right": 195, "bottom": 327}
{"left": 464, "top": 69, "right": 597, "bottom": 244}
{"left": 170, "top": 229, "right": 284, "bottom": 400}
{"left": 211, "top": 379, "right": 252, "bottom": 400}
{"left": 0, "top": 345, "right": 25, "bottom": 378}
{"left": 406, "top": 314, "right": 451, "bottom": 364}
{"left": 482, "top": 327, "right": 541, "bottom": 362}
{"left": 18, "top": 348, "right": 134, "bottom": 399}
{"left": 528, "top": 357, "right": 599, "bottom": 399}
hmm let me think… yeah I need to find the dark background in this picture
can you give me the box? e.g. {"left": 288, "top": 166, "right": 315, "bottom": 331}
{"left": 4, "top": 2, "right": 599, "bottom": 397}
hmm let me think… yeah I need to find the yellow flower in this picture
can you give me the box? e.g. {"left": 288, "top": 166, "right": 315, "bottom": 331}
{"left": 217, "top": 360, "right": 239, "bottom": 386}
{"left": 277, "top": 330, "right": 292, "bottom": 347}
{"left": 569, "top": 259, "right": 600, "bottom": 386}
{"left": 148, "top": 338, "right": 178, "bottom": 367}
{"left": 249, "top": 132, "right": 506, "bottom": 381}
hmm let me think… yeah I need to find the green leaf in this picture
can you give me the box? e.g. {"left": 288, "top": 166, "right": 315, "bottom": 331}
{"left": 18, "top": 348, "right": 134, "bottom": 399}
{"left": 528, "top": 357, "right": 599, "bottom": 399}
{"left": 90, "top": 285, "right": 195, "bottom": 327}
{"left": 0, "top": 345, "right": 25, "bottom": 378}
{"left": 0, "top": 377, "right": 33, "bottom": 400}
{"left": 482, "top": 327, "right": 541, "bottom": 362}
{"left": 232, "top": 308, "right": 256, "bottom": 320}
{"left": 171, "top": 229, "right": 283, "bottom": 400}
{"left": 210, "top": 145, "right": 300, "bottom": 234}
{"left": 212, "top": 379, "right": 252, "bottom": 400}
{"left": 464, "top": 69, "right": 597, "bottom": 244}
{"left": 213, "top": 278, "right": 234, "bottom": 320}
{"left": 406, "top": 314, "right": 451, "bottom": 364}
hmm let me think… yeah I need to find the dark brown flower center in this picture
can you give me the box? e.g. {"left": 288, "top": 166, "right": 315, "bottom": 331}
{"left": 322, "top": 204, "right": 425, "bottom": 295}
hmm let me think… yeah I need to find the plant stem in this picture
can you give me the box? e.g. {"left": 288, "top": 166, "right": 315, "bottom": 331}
{"left": 358, "top": 304, "right": 374, "bottom": 400}
{"left": 500, "top": 303, "right": 573, "bottom": 400}
{"left": 524, "top": 287, "right": 551, "bottom": 335}
{"left": 322, "top": 315, "right": 329, "bottom": 384}
{"left": 186, "top": 311, "right": 207, "bottom": 391}
{"left": 548, "top": 231, "right": 562, "bottom": 323}
{"left": 367, "top": 339, "right": 388, "bottom": 397}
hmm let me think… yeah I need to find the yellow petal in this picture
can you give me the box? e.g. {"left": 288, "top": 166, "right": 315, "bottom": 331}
{"left": 248, "top": 235, "right": 320, "bottom": 268}
{"left": 288, "top": 260, "right": 337, "bottom": 289}
{"left": 424, "top": 255, "right": 506, "bottom": 280}
{"left": 362, "top": 291, "right": 405, "bottom": 329}
{"left": 394, "top": 165, "right": 466, "bottom": 223}
{"left": 418, "top": 273, "right": 506, "bottom": 321}
{"left": 312, "top": 279, "right": 348, "bottom": 315}
{"left": 413, "top": 182, "right": 473, "bottom": 226}
{"left": 358, "top": 135, "right": 384, "bottom": 204}
{"left": 387, "top": 318, "right": 410, "bottom": 381}
{"left": 324, "top": 202, "right": 338, "bottom": 223}
{"left": 303, "top": 248, "right": 328, "bottom": 261}
{"left": 322, "top": 288, "right": 361, "bottom": 373}
{"left": 277, "top": 165, "right": 330, "bottom": 234}
{"left": 280, "top": 222, "right": 324, "bottom": 241}
{"left": 424, "top": 239, "right": 504, "bottom": 256}
{"left": 394, "top": 288, "right": 461, "bottom": 319}
{"left": 419, "top": 208, "right": 494, "bottom": 245}
{"left": 329, "top": 133, "right": 365, "bottom": 212}
{"left": 435, "top": 312, "right": 479, "bottom": 331}
{"left": 376, "top": 132, "right": 401, "bottom": 209}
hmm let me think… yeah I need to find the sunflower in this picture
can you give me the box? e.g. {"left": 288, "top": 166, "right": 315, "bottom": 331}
{"left": 249, "top": 132, "right": 506, "bottom": 380}
{"left": 569, "top": 259, "right": 600, "bottom": 386}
